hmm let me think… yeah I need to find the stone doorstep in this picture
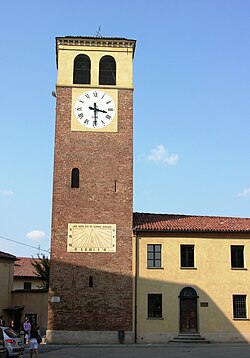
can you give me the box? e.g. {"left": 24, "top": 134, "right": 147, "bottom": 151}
{"left": 169, "top": 333, "right": 210, "bottom": 344}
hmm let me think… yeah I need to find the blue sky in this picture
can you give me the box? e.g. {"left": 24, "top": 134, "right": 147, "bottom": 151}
{"left": 0, "top": 0, "right": 249, "bottom": 257}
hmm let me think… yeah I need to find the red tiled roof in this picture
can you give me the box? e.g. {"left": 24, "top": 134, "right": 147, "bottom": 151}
{"left": 14, "top": 257, "right": 40, "bottom": 278}
{"left": 0, "top": 251, "right": 17, "bottom": 261}
{"left": 133, "top": 212, "right": 250, "bottom": 233}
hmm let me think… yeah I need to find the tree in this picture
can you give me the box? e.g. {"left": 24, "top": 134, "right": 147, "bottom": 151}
{"left": 31, "top": 254, "right": 50, "bottom": 289}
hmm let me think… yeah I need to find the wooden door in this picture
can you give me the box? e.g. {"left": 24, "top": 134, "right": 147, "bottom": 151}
{"left": 180, "top": 298, "right": 197, "bottom": 333}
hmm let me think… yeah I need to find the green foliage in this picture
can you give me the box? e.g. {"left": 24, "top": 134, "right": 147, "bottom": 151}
{"left": 31, "top": 254, "right": 50, "bottom": 289}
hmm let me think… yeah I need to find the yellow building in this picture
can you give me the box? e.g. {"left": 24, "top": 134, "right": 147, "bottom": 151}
{"left": 134, "top": 212, "right": 250, "bottom": 343}
{"left": 0, "top": 251, "right": 16, "bottom": 322}
{"left": 0, "top": 253, "right": 48, "bottom": 334}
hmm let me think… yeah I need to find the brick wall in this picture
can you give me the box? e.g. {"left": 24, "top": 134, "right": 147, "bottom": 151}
{"left": 48, "top": 87, "right": 133, "bottom": 331}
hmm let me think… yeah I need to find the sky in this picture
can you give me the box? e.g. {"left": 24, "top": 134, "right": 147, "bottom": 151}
{"left": 0, "top": 0, "right": 249, "bottom": 257}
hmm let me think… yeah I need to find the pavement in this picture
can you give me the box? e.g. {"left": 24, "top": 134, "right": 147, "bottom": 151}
{"left": 22, "top": 343, "right": 250, "bottom": 358}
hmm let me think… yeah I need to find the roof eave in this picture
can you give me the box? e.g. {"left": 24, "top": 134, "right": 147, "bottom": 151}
{"left": 133, "top": 228, "right": 250, "bottom": 234}
{"left": 55, "top": 36, "right": 136, "bottom": 68}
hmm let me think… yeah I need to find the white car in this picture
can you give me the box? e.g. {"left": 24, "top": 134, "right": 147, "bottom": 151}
{"left": 0, "top": 327, "right": 24, "bottom": 357}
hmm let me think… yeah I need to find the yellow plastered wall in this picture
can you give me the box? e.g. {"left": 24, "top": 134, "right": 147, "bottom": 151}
{"left": 13, "top": 278, "right": 44, "bottom": 290}
{"left": 0, "top": 260, "right": 14, "bottom": 316}
{"left": 57, "top": 45, "right": 134, "bottom": 88}
{"left": 136, "top": 234, "right": 250, "bottom": 342}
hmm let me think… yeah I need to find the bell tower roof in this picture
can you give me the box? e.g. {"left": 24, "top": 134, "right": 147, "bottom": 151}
{"left": 56, "top": 36, "right": 136, "bottom": 67}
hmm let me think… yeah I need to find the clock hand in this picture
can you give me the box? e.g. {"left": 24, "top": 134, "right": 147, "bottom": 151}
{"left": 96, "top": 108, "right": 107, "bottom": 114}
{"left": 89, "top": 103, "right": 98, "bottom": 126}
{"left": 89, "top": 106, "right": 107, "bottom": 114}
{"left": 89, "top": 103, "right": 98, "bottom": 113}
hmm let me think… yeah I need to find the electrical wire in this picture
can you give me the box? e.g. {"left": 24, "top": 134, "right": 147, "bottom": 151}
{"left": 0, "top": 235, "right": 50, "bottom": 254}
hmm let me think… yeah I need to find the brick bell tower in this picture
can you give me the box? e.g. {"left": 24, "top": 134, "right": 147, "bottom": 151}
{"left": 47, "top": 36, "right": 136, "bottom": 343}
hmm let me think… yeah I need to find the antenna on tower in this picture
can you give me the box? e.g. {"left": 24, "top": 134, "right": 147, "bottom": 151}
{"left": 96, "top": 25, "right": 102, "bottom": 38}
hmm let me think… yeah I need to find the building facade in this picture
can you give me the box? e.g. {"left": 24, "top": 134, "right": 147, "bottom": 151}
{"left": 48, "top": 37, "right": 136, "bottom": 343}
{"left": 12, "top": 257, "right": 48, "bottom": 335}
{"left": 134, "top": 212, "right": 250, "bottom": 343}
{"left": 0, "top": 251, "right": 17, "bottom": 324}
{"left": 0, "top": 253, "right": 48, "bottom": 334}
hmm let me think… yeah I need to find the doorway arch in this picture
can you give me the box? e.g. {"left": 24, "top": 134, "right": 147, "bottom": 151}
{"left": 179, "top": 287, "right": 198, "bottom": 333}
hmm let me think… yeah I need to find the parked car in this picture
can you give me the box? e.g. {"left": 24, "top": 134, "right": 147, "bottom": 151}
{"left": 0, "top": 327, "right": 24, "bottom": 357}
{"left": 0, "top": 328, "right": 7, "bottom": 358}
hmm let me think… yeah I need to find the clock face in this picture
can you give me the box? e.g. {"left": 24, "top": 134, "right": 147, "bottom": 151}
{"left": 74, "top": 90, "right": 116, "bottom": 129}
{"left": 67, "top": 223, "right": 116, "bottom": 252}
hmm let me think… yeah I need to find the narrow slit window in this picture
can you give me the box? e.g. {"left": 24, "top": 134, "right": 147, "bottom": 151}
{"left": 89, "top": 276, "right": 93, "bottom": 288}
{"left": 73, "top": 54, "right": 91, "bottom": 84}
{"left": 71, "top": 168, "right": 79, "bottom": 188}
{"left": 99, "top": 56, "right": 116, "bottom": 85}
{"left": 114, "top": 180, "right": 117, "bottom": 192}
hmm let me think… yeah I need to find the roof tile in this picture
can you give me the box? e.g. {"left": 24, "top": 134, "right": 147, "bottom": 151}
{"left": 133, "top": 212, "right": 250, "bottom": 233}
{"left": 14, "top": 257, "right": 40, "bottom": 277}
{"left": 0, "top": 251, "right": 17, "bottom": 261}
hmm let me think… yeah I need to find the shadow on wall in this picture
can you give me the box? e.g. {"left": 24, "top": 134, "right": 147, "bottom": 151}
{"left": 47, "top": 258, "right": 249, "bottom": 344}
{"left": 48, "top": 258, "right": 133, "bottom": 332}
{"left": 136, "top": 277, "right": 249, "bottom": 343}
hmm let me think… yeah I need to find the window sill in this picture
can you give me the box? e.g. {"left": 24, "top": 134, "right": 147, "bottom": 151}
{"left": 147, "top": 317, "right": 164, "bottom": 320}
{"left": 233, "top": 318, "right": 249, "bottom": 321}
{"left": 180, "top": 267, "right": 197, "bottom": 270}
{"left": 231, "top": 267, "right": 247, "bottom": 270}
{"left": 147, "top": 267, "right": 164, "bottom": 269}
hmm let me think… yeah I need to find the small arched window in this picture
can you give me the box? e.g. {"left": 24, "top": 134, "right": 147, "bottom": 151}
{"left": 99, "top": 56, "right": 116, "bottom": 85}
{"left": 71, "top": 168, "right": 79, "bottom": 188}
{"left": 73, "top": 55, "right": 91, "bottom": 84}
